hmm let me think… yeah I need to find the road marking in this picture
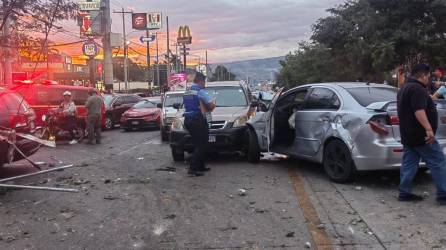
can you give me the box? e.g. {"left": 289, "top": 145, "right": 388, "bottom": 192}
{"left": 288, "top": 168, "right": 333, "bottom": 250}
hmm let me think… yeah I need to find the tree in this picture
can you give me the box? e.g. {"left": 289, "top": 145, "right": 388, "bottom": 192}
{"left": 209, "top": 65, "right": 236, "bottom": 81}
{"left": 113, "top": 58, "right": 149, "bottom": 82}
{"left": 278, "top": 0, "right": 446, "bottom": 87}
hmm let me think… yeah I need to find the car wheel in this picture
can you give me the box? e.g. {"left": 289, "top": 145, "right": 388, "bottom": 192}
{"left": 171, "top": 146, "right": 185, "bottom": 162}
{"left": 105, "top": 116, "right": 113, "bottom": 130}
{"left": 123, "top": 128, "right": 132, "bottom": 132}
{"left": 161, "top": 128, "right": 169, "bottom": 141}
{"left": 323, "top": 140, "right": 356, "bottom": 183}
{"left": 247, "top": 129, "right": 260, "bottom": 163}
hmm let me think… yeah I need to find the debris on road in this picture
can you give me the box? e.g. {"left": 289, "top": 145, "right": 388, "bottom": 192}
{"left": 304, "top": 242, "right": 312, "bottom": 249}
{"left": 137, "top": 157, "right": 144, "bottom": 161}
{"left": 237, "top": 188, "right": 247, "bottom": 196}
{"left": 219, "top": 226, "right": 238, "bottom": 232}
{"left": 61, "top": 211, "right": 75, "bottom": 220}
{"left": 260, "top": 152, "right": 289, "bottom": 162}
{"left": 104, "top": 179, "right": 111, "bottom": 184}
{"left": 354, "top": 186, "right": 363, "bottom": 191}
{"left": 286, "top": 232, "right": 295, "bottom": 238}
{"left": 104, "top": 195, "right": 120, "bottom": 200}
{"left": 164, "top": 214, "right": 176, "bottom": 220}
{"left": 155, "top": 167, "right": 176, "bottom": 172}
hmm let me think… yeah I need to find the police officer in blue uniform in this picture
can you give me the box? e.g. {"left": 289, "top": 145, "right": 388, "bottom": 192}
{"left": 183, "top": 73, "right": 216, "bottom": 177}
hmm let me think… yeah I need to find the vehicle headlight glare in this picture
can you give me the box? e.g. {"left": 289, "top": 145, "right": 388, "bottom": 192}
{"left": 233, "top": 116, "right": 248, "bottom": 128}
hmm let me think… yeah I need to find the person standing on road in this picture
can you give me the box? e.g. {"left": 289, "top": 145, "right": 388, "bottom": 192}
{"left": 183, "top": 72, "right": 216, "bottom": 177}
{"left": 85, "top": 89, "right": 102, "bottom": 145}
{"left": 397, "top": 64, "right": 446, "bottom": 204}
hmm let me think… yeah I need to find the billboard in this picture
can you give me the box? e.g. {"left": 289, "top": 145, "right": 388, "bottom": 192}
{"left": 132, "top": 13, "right": 147, "bottom": 30}
{"left": 177, "top": 26, "right": 192, "bottom": 44}
{"left": 79, "top": 11, "right": 102, "bottom": 38}
{"left": 148, "top": 12, "right": 162, "bottom": 30}
{"left": 77, "top": 1, "right": 101, "bottom": 11}
{"left": 168, "top": 73, "right": 188, "bottom": 90}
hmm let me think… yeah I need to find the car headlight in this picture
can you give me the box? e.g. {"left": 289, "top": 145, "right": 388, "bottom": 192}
{"left": 171, "top": 118, "right": 185, "bottom": 131}
{"left": 233, "top": 116, "right": 248, "bottom": 128}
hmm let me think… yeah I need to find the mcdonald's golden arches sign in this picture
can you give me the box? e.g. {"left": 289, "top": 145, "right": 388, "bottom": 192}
{"left": 177, "top": 26, "right": 192, "bottom": 45}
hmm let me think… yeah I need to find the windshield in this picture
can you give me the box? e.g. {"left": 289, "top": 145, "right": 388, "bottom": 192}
{"left": 164, "top": 93, "right": 183, "bottom": 107}
{"left": 207, "top": 86, "right": 247, "bottom": 107}
{"left": 345, "top": 87, "right": 397, "bottom": 107}
{"left": 133, "top": 100, "right": 156, "bottom": 109}
{"left": 104, "top": 95, "right": 114, "bottom": 107}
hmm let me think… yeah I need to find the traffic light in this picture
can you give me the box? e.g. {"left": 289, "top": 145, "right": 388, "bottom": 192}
{"left": 97, "top": 63, "right": 103, "bottom": 74}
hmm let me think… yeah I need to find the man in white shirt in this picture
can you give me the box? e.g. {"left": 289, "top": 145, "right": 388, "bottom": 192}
{"left": 60, "top": 91, "right": 78, "bottom": 144}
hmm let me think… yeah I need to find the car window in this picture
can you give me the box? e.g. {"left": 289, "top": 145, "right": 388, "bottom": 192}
{"left": 1, "top": 92, "right": 27, "bottom": 113}
{"left": 345, "top": 87, "right": 397, "bottom": 107}
{"left": 0, "top": 99, "right": 8, "bottom": 126}
{"left": 133, "top": 100, "right": 156, "bottom": 109}
{"left": 114, "top": 97, "right": 123, "bottom": 105}
{"left": 103, "top": 95, "right": 114, "bottom": 107}
{"left": 207, "top": 86, "right": 247, "bottom": 107}
{"left": 164, "top": 93, "right": 183, "bottom": 107}
{"left": 129, "top": 95, "right": 141, "bottom": 103}
{"left": 305, "top": 88, "right": 340, "bottom": 110}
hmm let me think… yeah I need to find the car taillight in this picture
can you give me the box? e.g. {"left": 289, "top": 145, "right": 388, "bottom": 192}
{"left": 368, "top": 115, "right": 389, "bottom": 136}
{"left": 10, "top": 114, "right": 28, "bottom": 129}
{"left": 388, "top": 115, "right": 399, "bottom": 125}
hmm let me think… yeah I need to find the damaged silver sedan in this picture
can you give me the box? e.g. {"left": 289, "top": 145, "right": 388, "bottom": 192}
{"left": 246, "top": 83, "right": 446, "bottom": 182}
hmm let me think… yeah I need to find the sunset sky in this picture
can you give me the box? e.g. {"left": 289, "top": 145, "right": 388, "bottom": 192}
{"left": 52, "top": 0, "right": 345, "bottom": 64}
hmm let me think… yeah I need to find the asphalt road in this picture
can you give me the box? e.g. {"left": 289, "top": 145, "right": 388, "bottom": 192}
{"left": 0, "top": 129, "right": 444, "bottom": 250}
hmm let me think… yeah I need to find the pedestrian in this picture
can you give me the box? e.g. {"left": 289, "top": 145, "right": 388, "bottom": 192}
{"left": 397, "top": 63, "right": 446, "bottom": 204}
{"left": 182, "top": 72, "right": 216, "bottom": 177}
{"left": 85, "top": 88, "right": 103, "bottom": 145}
{"left": 428, "top": 67, "right": 446, "bottom": 95}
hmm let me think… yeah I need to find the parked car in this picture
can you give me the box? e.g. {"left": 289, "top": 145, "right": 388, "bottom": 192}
{"left": 245, "top": 82, "right": 446, "bottom": 183}
{"left": 9, "top": 81, "right": 106, "bottom": 129}
{"left": 170, "top": 81, "right": 255, "bottom": 161}
{"left": 103, "top": 94, "right": 142, "bottom": 130}
{"left": 144, "top": 95, "right": 162, "bottom": 105}
{"left": 0, "top": 87, "right": 40, "bottom": 166}
{"left": 121, "top": 100, "right": 161, "bottom": 131}
{"left": 160, "top": 91, "right": 184, "bottom": 141}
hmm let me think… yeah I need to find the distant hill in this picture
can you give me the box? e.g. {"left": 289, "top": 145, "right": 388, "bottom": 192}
{"left": 210, "top": 56, "right": 285, "bottom": 83}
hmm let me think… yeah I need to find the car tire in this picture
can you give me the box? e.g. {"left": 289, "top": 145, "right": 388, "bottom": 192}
{"left": 161, "top": 128, "right": 169, "bottom": 141}
{"left": 171, "top": 146, "right": 185, "bottom": 162}
{"left": 123, "top": 128, "right": 132, "bottom": 132}
{"left": 247, "top": 129, "right": 260, "bottom": 163}
{"left": 105, "top": 116, "right": 113, "bottom": 130}
{"left": 323, "top": 140, "right": 356, "bottom": 183}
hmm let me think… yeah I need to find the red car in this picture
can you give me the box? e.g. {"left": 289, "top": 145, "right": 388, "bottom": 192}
{"left": 9, "top": 81, "right": 106, "bottom": 129}
{"left": 0, "top": 87, "right": 40, "bottom": 166}
{"left": 120, "top": 100, "right": 161, "bottom": 131}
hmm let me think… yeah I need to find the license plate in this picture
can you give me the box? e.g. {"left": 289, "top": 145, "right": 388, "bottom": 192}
{"left": 132, "top": 121, "right": 139, "bottom": 125}
{"left": 209, "top": 135, "right": 216, "bottom": 143}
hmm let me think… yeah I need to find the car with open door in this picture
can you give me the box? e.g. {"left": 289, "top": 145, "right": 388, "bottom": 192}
{"left": 246, "top": 82, "right": 446, "bottom": 183}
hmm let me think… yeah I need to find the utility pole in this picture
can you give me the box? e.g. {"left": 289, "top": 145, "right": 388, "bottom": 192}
{"left": 113, "top": 8, "right": 132, "bottom": 92}
{"left": 166, "top": 16, "right": 170, "bottom": 93}
{"left": 102, "top": 0, "right": 113, "bottom": 91}
{"left": 146, "top": 29, "right": 150, "bottom": 89}
{"left": 183, "top": 44, "right": 187, "bottom": 72}
{"left": 205, "top": 50, "right": 208, "bottom": 77}
{"left": 3, "top": 1, "right": 12, "bottom": 86}
{"left": 156, "top": 32, "right": 160, "bottom": 90}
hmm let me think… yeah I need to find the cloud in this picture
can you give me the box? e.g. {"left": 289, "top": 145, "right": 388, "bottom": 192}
{"left": 62, "top": 0, "right": 345, "bottom": 63}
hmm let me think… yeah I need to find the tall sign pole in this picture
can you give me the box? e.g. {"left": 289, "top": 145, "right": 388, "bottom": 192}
{"left": 146, "top": 29, "right": 151, "bottom": 89}
{"left": 114, "top": 8, "right": 133, "bottom": 92}
{"left": 102, "top": 0, "right": 113, "bottom": 91}
{"left": 156, "top": 32, "right": 160, "bottom": 89}
{"left": 177, "top": 25, "right": 192, "bottom": 73}
{"left": 166, "top": 16, "right": 170, "bottom": 93}
{"left": 3, "top": 1, "right": 12, "bottom": 86}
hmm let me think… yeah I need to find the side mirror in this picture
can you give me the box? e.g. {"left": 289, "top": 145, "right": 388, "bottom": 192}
{"left": 172, "top": 103, "right": 181, "bottom": 110}
{"left": 156, "top": 103, "right": 163, "bottom": 108}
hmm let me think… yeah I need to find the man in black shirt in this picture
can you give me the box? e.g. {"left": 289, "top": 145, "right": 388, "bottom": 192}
{"left": 397, "top": 64, "right": 446, "bottom": 204}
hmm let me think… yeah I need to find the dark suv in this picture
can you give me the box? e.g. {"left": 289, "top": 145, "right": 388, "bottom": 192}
{"left": 103, "top": 94, "right": 142, "bottom": 129}
{"left": 0, "top": 88, "right": 40, "bottom": 166}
